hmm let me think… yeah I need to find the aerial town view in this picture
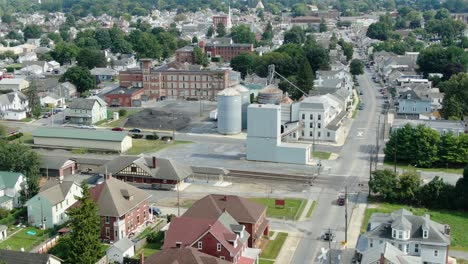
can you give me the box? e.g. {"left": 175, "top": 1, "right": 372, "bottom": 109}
{"left": 0, "top": 0, "right": 467, "bottom": 263}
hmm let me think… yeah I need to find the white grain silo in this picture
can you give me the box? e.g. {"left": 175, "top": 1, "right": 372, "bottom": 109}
{"left": 217, "top": 88, "right": 242, "bottom": 135}
{"left": 258, "top": 84, "right": 283, "bottom": 105}
{"left": 233, "top": 84, "right": 250, "bottom": 130}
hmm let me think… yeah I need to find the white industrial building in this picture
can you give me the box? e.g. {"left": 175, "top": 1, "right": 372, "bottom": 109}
{"left": 246, "top": 104, "right": 312, "bottom": 165}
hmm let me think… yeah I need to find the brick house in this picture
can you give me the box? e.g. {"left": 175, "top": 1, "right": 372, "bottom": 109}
{"left": 100, "top": 155, "right": 193, "bottom": 190}
{"left": 175, "top": 45, "right": 195, "bottom": 64}
{"left": 147, "top": 247, "right": 231, "bottom": 264}
{"left": 163, "top": 212, "right": 259, "bottom": 264}
{"left": 90, "top": 176, "right": 151, "bottom": 242}
{"left": 119, "top": 60, "right": 229, "bottom": 100}
{"left": 183, "top": 194, "right": 269, "bottom": 248}
{"left": 104, "top": 86, "right": 145, "bottom": 107}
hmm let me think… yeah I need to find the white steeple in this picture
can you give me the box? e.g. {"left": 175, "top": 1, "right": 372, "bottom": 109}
{"left": 227, "top": 3, "right": 232, "bottom": 29}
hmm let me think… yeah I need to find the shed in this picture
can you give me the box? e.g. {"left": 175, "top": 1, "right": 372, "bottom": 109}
{"left": 32, "top": 128, "right": 132, "bottom": 153}
{"left": 106, "top": 237, "right": 135, "bottom": 263}
{"left": 40, "top": 155, "right": 76, "bottom": 177}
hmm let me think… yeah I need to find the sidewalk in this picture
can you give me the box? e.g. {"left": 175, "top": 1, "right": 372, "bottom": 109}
{"left": 275, "top": 232, "right": 303, "bottom": 264}
{"left": 298, "top": 199, "right": 314, "bottom": 221}
{"left": 346, "top": 193, "right": 368, "bottom": 249}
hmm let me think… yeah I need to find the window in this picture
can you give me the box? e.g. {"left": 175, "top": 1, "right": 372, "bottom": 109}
{"left": 115, "top": 230, "right": 118, "bottom": 238}
{"left": 318, "top": 132, "right": 321, "bottom": 137}
{"left": 327, "top": 132, "right": 330, "bottom": 137}
{"left": 105, "top": 216, "right": 110, "bottom": 224}
{"left": 56, "top": 205, "right": 58, "bottom": 212}
{"left": 370, "top": 239, "right": 373, "bottom": 248}
{"left": 310, "top": 114, "right": 313, "bottom": 120}
{"left": 318, "top": 114, "right": 321, "bottom": 120}
{"left": 131, "top": 167, "right": 137, "bottom": 172}
{"left": 392, "top": 229, "right": 396, "bottom": 238}
{"left": 302, "top": 131, "right": 304, "bottom": 137}
{"left": 105, "top": 227, "right": 110, "bottom": 238}
{"left": 137, "top": 215, "right": 140, "bottom": 224}
{"left": 423, "top": 230, "right": 428, "bottom": 238}
{"left": 398, "top": 244, "right": 402, "bottom": 251}
{"left": 318, "top": 123, "right": 321, "bottom": 129}
{"left": 399, "top": 231, "right": 402, "bottom": 239}
{"left": 415, "top": 244, "right": 419, "bottom": 253}
{"left": 217, "top": 243, "right": 221, "bottom": 251}
{"left": 198, "top": 241, "right": 203, "bottom": 250}
{"left": 310, "top": 123, "right": 313, "bottom": 128}
{"left": 434, "top": 250, "right": 438, "bottom": 257}
{"left": 310, "top": 131, "right": 313, "bottom": 137}
{"left": 302, "top": 114, "right": 305, "bottom": 119}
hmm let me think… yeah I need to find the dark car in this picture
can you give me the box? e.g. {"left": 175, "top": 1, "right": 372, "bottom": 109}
{"left": 322, "top": 230, "right": 335, "bottom": 241}
{"left": 337, "top": 193, "right": 346, "bottom": 206}
{"left": 149, "top": 206, "right": 162, "bottom": 216}
{"left": 129, "top": 128, "right": 142, "bottom": 133}
{"left": 111, "top": 127, "right": 124, "bottom": 131}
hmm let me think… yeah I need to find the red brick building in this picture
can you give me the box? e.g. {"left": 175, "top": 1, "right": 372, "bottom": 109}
{"left": 90, "top": 176, "right": 151, "bottom": 242}
{"left": 183, "top": 194, "right": 269, "bottom": 248}
{"left": 104, "top": 86, "right": 145, "bottom": 107}
{"left": 147, "top": 247, "right": 231, "bottom": 264}
{"left": 201, "top": 41, "right": 254, "bottom": 62}
{"left": 119, "top": 60, "right": 229, "bottom": 100}
{"left": 175, "top": 45, "right": 196, "bottom": 64}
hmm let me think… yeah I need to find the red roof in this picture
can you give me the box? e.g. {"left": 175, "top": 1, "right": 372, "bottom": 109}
{"left": 146, "top": 247, "right": 231, "bottom": 264}
{"left": 238, "top": 256, "right": 256, "bottom": 264}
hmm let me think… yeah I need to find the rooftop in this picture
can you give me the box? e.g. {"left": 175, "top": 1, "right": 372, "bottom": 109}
{"left": 33, "top": 128, "right": 129, "bottom": 142}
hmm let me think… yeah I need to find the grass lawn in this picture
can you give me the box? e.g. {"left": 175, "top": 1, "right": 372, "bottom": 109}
{"left": 383, "top": 161, "right": 463, "bottom": 174}
{"left": 101, "top": 109, "right": 141, "bottom": 128}
{"left": 126, "top": 139, "right": 192, "bottom": 155}
{"left": 259, "top": 260, "right": 275, "bottom": 264}
{"left": 352, "top": 97, "right": 361, "bottom": 119}
{"left": 361, "top": 203, "right": 468, "bottom": 251}
{"left": 0, "top": 227, "right": 49, "bottom": 251}
{"left": 134, "top": 242, "right": 160, "bottom": 258}
{"left": 306, "top": 201, "right": 317, "bottom": 218}
{"left": 249, "top": 198, "right": 306, "bottom": 220}
{"left": 19, "top": 117, "right": 33, "bottom": 122}
{"left": 12, "top": 132, "right": 33, "bottom": 144}
{"left": 260, "top": 232, "right": 288, "bottom": 259}
{"left": 313, "top": 151, "right": 332, "bottom": 160}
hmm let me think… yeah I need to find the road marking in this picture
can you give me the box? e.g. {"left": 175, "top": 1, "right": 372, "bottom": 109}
{"left": 357, "top": 132, "right": 364, "bottom": 137}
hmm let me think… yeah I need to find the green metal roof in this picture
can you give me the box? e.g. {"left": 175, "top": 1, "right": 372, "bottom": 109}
{"left": 0, "top": 171, "right": 23, "bottom": 189}
{"left": 33, "top": 127, "right": 129, "bottom": 142}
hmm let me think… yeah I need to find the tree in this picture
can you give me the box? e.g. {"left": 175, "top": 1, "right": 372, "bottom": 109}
{"left": 77, "top": 49, "right": 107, "bottom": 69}
{"left": 206, "top": 26, "right": 215, "bottom": 38}
{"left": 47, "top": 32, "right": 62, "bottom": 44}
{"left": 23, "top": 25, "right": 42, "bottom": 40}
{"left": 67, "top": 183, "right": 102, "bottom": 264}
{"left": 193, "top": 46, "right": 209, "bottom": 67}
{"left": 418, "top": 176, "right": 455, "bottom": 209}
{"left": 284, "top": 26, "right": 305, "bottom": 44}
{"left": 319, "top": 18, "right": 327, "bottom": 33}
{"left": 398, "top": 170, "right": 421, "bottom": 203}
{"left": 417, "top": 46, "right": 468, "bottom": 79}
{"left": 60, "top": 66, "right": 96, "bottom": 95}
{"left": 230, "top": 52, "right": 258, "bottom": 79}
{"left": 366, "top": 21, "right": 392, "bottom": 41}
{"left": 95, "top": 29, "right": 112, "bottom": 50}
{"left": 261, "top": 23, "right": 273, "bottom": 43}
{"left": 338, "top": 39, "right": 353, "bottom": 62}
{"left": 216, "top": 23, "right": 226, "bottom": 37}
{"left": 304, "top": 42, "right": 329, "bottom": 72}
{"left": 296, "top": 59, "right": 314, "bottom": 98}
{"left": 51, "top": 42, "right": 79, "bottom": 65}
{"left": 25, "top": 80, "right": 41, "bottom": 119}
{"left": 65, "top": 14, "right": 76, "bottom": 27}
{"left": 440, "top": 73, "right": 468, "bottom": 120}
{"left": 192, "top": 36, "right": 198, "bottom": 44}
{"left": 127, "top": 31, "right": 162, "bottom": 59}
{"left": 1, "top": 14, "right": 13, "bottom": 24}
{"left": 435, "top": 8, "right": 451, "bottom": 20}
{"left": 369, "top": 169, "right": 399, "bottom": 200}
{"left": 292, "top": 3, "right": 308, "bottom": 17}
{"left": 454, "top": 165, "right": 468, "bottom": 210}
{"left": 40, "top": 37, "right": 49, "bottom": 47}
{"left": 110, "top": 38, "right": 133, "bottom": 54}
{"left": 231, "top": 25, "right": 256, "bottom": 44}
{"left": 0, "top": 143, "right": 40, "bottom": 201}
{"left": 350, "top": 59, "right": 364, "bottom": 76}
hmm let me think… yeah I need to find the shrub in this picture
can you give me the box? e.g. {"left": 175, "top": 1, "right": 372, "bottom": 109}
{"left": 118, "top": 109, "right": 127, "bottom": 117}
{"left": 166, "top": 214, "right": 176, "bottom": 223}
{"left": 7, "top": 132, "right": 23, "bottom": 141}
{"left": 131, "top": 134, "right": 144, "bottom": 139}
{"left": 146, "top": 133, "right": 159, "bottom": 140}
{"left": 146, "top": 231, "right": 164, "bottom": 244}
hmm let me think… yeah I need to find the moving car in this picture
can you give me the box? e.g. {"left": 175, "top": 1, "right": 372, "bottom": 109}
{"left": 129, "top": 128, "right": 142, "bottom": 133}
{"left": 111, "top": 127, "right": 124, "bottom": 131}
{"left": 337, "top": 193, "right": 346, "bottom": 206}
{"left": 321, "top": 230, "right": 335, "bottom": 241}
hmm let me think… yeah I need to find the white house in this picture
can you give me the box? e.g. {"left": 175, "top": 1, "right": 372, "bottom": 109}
{"left": 0, "top": 171, "right": 26, "bottom": 210}
{"left": 358, "top": 209, "right": 451, "bottom": 264}
{"left": 0, "top": 78, "right": 29, "bottom": 91}
{"left": 106, "top": 238, "right": 135, "bottom": 263}
{"left": 25, "top": 180, "right": 82, "bottom": 229}
{"left": 40, "top": 93, "right": 65, "bottom": 108}
{"left": 66, "top": 96, "right": 107, "bottom": 124}
{"left": 0, "top": 91, "right": 29, "bottom": 120}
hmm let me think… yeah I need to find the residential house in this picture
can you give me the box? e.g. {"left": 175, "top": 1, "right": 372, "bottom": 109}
{"left": 90, "top": 67, "right": 118, "bottom": 82}
{"left": 0, "top": 91, "right": 29, "bottom": 120}
{"left": 104, "top": 86, "right": 145, "bottom": 107}
{"left": 163, "top": 212, "right": 259, "bottom": 263}
{"left": 17, "top": 52, "right": 38, "bottom": 63}
{"left": 0, "top": 171, "right": 26, "bottom": 210}
{"left": 183, "top": 194, "right": 269, "bottom": 248}
{"left": 40, "top": 156, "right": 76, "bottom": 177}
{"left": 90, "top": 176, "right": 151, "bottom": 242}
{"left": 357, "top": 209, "right": 451, "bottom": 264}
{"left": 397, "top": 88, "right": 432, "bottom": 115}
{"left": 100, "top": 156, "right": 192, "bottom": 190}
{"left": 106, "top": 237, "right": 135, "bottom": 264}
{"left": 25, "top": 180, "right": 83, "bottom": 229}
{"left": 146, "top": 247, "right": 231, "bottom": 264}
{"left": 0, "top": 78, "right": 29, "bottom": 91}
{"left": 40, "top": 93, "right": 65, "bottom": 108}
{"left": 54, "top": 82, "right": 77, "bottom": 99}
{"left": 111, "top": 54, "right": 137, "bottom": 71}
{"left": 360, "top": 241, "right": 421, "bottom": 264}
{"left": 0, "top": 249, "right": 62, "bottom": 264}
{"left": 65, "top": 96, "right": 107, "bottom": 124}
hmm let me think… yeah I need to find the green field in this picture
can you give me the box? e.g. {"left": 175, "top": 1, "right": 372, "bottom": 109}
{"left": 383, "top": 161, "right": 464, "bottom": 174}
{"left": 11, "top": 132, "right": 33, "bottom": 144}
{"left": 126, "top": 139, "right": 192, "bottom": 155}
{"left": 259, "top": 260, "right": 275, "bottom": 264}
{"left": 362, "top": 203, "right": 468, "bottom": 251}
{"left": 306, "top": 201, "right": 317, "bottom": 218}
{"left": 134, "top": 242, "right": 159, "bottom": 258}
{"left": 260, "top": 232, "right": 288, "bottom": 260}
{"left": 313, "top": 151, "right": 332, "bottom": 160}
{"left": 0, "top": 227, "right": 50, "bottom": 251}
{"left": 249, "top": 198, "right": 306, "bottom": 220}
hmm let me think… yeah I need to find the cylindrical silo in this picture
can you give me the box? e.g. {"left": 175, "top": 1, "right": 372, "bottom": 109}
{"left": 258, "top": 84, "right": 283, "bottom": 105}
{"left": 234, "top": 84, "right": 250, "bottom": 130}
{"left": 217, "top": 88, "right": 242, "bottom": 135}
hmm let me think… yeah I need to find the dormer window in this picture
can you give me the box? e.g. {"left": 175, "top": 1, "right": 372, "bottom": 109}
{"left": 423, "top": 229, "right": 428, "bottom": 238}
{"left": 392, "top": 229, "right": 397, "bottom": 238}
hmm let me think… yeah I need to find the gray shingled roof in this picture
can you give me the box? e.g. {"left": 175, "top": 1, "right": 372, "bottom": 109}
{"left": 107, "top": 237, "right": 134, "bottom": 253}
{"left": 0, "top": 249, "right": 61, "bottom": 264}
{"left": 40, "top": 155, "right": 74, "bottom": 170}
{"left": 37, "top": 180, "right": 78, "bottom": 205}
{"left": 68, "top": 98, "right": 99, "bottom": 110}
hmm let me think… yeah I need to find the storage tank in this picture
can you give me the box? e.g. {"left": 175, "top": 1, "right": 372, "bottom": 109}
{"left": 217, "top": 88, "right": 242, "bottom": 135}
{"left": 234, "top": 84, "right": 250, "bottom": 130}
{"left": 258, "top": 84, "right": 283, "bottom": 105}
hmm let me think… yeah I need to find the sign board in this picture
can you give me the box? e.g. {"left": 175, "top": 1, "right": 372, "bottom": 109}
{"left": 275, "top": 199, "right": 285, "bottom": 207}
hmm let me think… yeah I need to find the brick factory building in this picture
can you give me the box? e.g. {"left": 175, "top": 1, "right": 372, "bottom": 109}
{"left": 175, "top": 39, "right": 254, "bottom": 63}
{"left": 104, "top": 86, "right": 145, "bottom": 107}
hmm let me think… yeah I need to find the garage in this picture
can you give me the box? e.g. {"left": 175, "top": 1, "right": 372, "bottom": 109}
{"left": 40, "top": 155, "right": 76, "bottom": 178}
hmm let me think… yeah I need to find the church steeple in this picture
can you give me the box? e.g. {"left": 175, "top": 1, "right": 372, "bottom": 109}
{"left": 227, "top": 2, "right": 232, "bottom": 29}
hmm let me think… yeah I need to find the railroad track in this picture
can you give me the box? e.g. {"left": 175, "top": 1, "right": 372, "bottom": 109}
{"left": 227, "top": 169, "right": 315, "bottom": 183}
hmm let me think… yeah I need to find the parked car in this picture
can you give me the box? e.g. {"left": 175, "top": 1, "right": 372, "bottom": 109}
{"left": 337, "top": 193, "right": 346, "bottom": 206}
{"left": 321, "top": 230, "right": 335, "bottom": 241}
{"left": 149, "top": 206, "right": 162, "bottom": 216}
{"left": 129, "top": 128, "right": 142, "bottom": 133}
{"left": 359, "top": 105, "right": 365, "bottom": 110}
{"left": 111, "top": 127, "right": 124, "bottom": 131}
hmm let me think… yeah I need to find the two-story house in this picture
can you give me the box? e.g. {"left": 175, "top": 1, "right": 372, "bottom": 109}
{"left": 0, "top": 171, "right": 26, "bottom": 210}
{"left": 90, "top": 176, "right": 151, "bottom": 242}
{"left": 182, "top": 194, "right": 269, "bottom": 248}
{"left": 25, "top": 180, "right": 83, "bottom": 229}
{"left": 358, "top": 209, "right": 451, "bottom": 264}
{"left": 0, "top": 91, "right": 29, "bottom": 120}
{"left": 0, "top": 78, "right": 29, "bottom": 91}
{"left": 397, "top": 89, "right": 432, "bottom": 115}
{"left": 65, "top": 96, "right": 107, "bottom": 125}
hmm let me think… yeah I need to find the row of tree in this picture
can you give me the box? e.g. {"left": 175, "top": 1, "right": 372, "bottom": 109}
{"left": 370, "top": 167, "right": 468, "bottom": 210}
{"left": 384, "top": 123, "right": 468, "bottom": 167}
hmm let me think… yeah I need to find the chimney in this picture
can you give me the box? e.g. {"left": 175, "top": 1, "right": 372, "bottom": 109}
{"left": 445, "top": 225, "right": 451, "bottom": 236}
{"left": 139, "top": 252, "right": 144, "bottom": 264}
{"left": 152, "top": 157, "right": 157, "bottom": 168}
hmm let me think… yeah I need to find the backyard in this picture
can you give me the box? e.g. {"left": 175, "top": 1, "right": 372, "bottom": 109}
{"left": 249, "top": 198, "right": 307, "bottom": 220}
{"left": 259, "top": 232, "right": 288, "bottom": 263}
{"left": 361, "top": 203, "right": 468, "bottom": 251}
{"left": 0, "top": 227, "right": 50, "bottom": 251}
{"left": 126, "top": 139, "right": 192, "bottom": 155}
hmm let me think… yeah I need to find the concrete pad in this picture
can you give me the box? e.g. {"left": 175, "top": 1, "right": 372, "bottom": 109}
{"left": 275, "top": 232, "right": 303, "bottom": 264}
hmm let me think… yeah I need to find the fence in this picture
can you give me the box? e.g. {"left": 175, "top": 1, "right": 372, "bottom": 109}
{"left": 36, "top": 235, "right": 59, "bottom": 254}
{"left": 134, "top": 219, "right": 167, "bottom": 251}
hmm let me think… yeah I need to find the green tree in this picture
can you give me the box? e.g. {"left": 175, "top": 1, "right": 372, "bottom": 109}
{"left": 206, "top": 26, "right": 215, "bottom": 38}
{"left": 231, "top": 25, "right": 256, "bottom": 44}
{"left": 369, "top": 169, "right": 399, "bottom": 200}
{"left": 77, "top": 49, "right": 107, "bottom": 69}
{"left": 23, "top": 25, "right": 42, "bottom": 40}
{"left": 110, "top": 37, "right": 133, "bottom": 54}
{"left": 230, "top": 52, "right": 258, "bottom": 79}
{"left": 127, "top": 31, "right": 162, "bottom": 59}
{"left": 440, "top": 73, "right": 468, "bottom": 119}
{"left": 418, "top": 176, "right": 455, "bottom": 209}
{"left": 216, "top": 22, "right": 226, "bottom": 37}
{"left": 25, "top": 80, "right": 41, "bottom": 119}
{"left": 67, "top": 183, "right": 102, "bottom": 264}
{"left": 319, "top": 18, "right": 327, "bottom": 33}
{"left": 292, "top": 3, "right": 308, "bottom": 17}
{"left": 192, "top": 36, "right": 198, "bottom": 44}
{"left": 350, "top": 59, "right": 364, "bottom": 75}
{"left": 398, "top": 170, "right": 422, "bottom": 203}
{"left": 95, "top": 29, "right": 111, "bottom": 50}
{"left": 193, "top": 46, "right": 208, "bottom": 67}
{"left": 284, "top": 26, "right": 305, "bottom": 44}
{"left": 261, "top": 23, "right": 273, "bottom": 43}
{"left": 304, "top": 42, "right": 329, "bottom": 72}
{"left": 1, "top": 14, "right": 12, "bottom": 24}
{"left": 417, "top": 46, "right": 468, "bottom": 79}
{"left": 338, "top": 39, "right": 353, "bottom": 62}
{"left": 65, "top": 14, "right": 76, "bottom": 27}
{"left": 455, "top": 165, "right": 468, "bottom": 210}
{"left": 40, "top": 36, "right": 49, "bottom": 47}
{"left": 51, "top": 42, "right": 79, "bottom": 65}
{"left": 60, "top": 66, "right": 96, "bottom": 94}
{"left": 296, "top": 59, "right": 314, "bottom": 98}
{"left": 366, "top": 21, "right": 392, "bottom": 41}
{"left": 438, "top": 132, "right": 461, "bottom": 165}
{"left": 435, "top": 8, "right": 451, "bottom": 20}
{"left": 47, "top": 32, "right": 62, "bottom": 44}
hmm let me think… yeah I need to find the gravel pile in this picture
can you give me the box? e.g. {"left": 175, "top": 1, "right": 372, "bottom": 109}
{"left": 125, "top": 109, "right": 191, "bottom": 130}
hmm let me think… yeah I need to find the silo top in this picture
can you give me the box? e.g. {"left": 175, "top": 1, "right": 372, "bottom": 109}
{"left": 259, "top": 84, "right": 282, "bottom": 94}
{"left": 218, "top": 88, "right": 240, "bottom": 96}
{"left": 281, "top": 95, "right": 294, "bottom": 104}
{"left": 232, "top": 84, "right": 250, "bottom": 93}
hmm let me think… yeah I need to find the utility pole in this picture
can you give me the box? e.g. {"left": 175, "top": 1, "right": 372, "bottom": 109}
{"left": 369, "top": 153, "right": 373, "bottom": 197}
{"left": 177, "top": 180, "right": 180, "bottom": 216}
{"left": 344, "top": 186, "right": 348, "bottom": 244}
{"left": 375, "top": 115, "right": 381, "bottom": 169}
{"left": 328, "top": 228, "right": 332, "bottom": 264}
{"left": 394, "top": 132, "right": 397, "bottom": 173}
